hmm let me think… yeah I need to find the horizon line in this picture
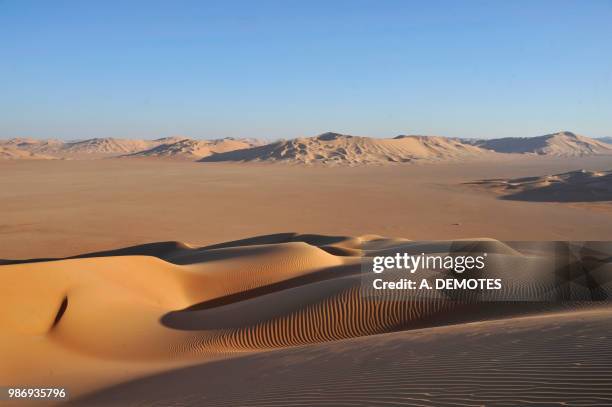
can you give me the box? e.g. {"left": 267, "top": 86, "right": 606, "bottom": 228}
{"left": 1, "top": 130, "right": 610, "bottom": 142}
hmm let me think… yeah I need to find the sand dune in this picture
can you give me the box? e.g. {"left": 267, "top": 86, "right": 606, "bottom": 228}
{"left": 201, "top": 132, "right": 493, "bottom": 165}
{"left": 125, "top": 137, "right": 262, "bottom": 159}
{"left": 0, "top": 137, "right": 263, "bottom": 160}
{"left": 1, "top": 233, "right": 611, "bottom": 405}
{"left": 61, "top": 137, "right": 157, "bottom": 156}
{"left": 0, "top": 137, "right": 64, "bottom": 153}
{"left": 79, "top": 308, "right": 612, "bottom": 407}
{"left": 598, "top": 136, "right": 612, "bottom": 144}
{"left": 0, "top": 144, "right": 54, "bottom": 159}
{"left": 468, "top": 169, "right": 612, "bottom": 202}
{"left": 471, "top": 131, "right": 612, "bottom": 156}
{"left": 0, "top": 137, "right": 158, "bottom": 158}
{"left": 3, "top": 132, "right": 610, "bottom": 163}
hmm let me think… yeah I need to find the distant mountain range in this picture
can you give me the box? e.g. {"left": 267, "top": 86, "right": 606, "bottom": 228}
{"left": 1, "top": 131, "right": 611, "bottom": 164}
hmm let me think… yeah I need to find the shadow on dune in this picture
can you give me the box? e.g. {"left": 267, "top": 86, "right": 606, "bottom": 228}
{"left": 500, "top": 184, "right": 612, "bottom": 202}
{"left": 199, "top": 143, "right": 276, "bottom": 162}
{"left": 0, "top": 241, "right": 189, "bottom": 265}
{"left": 162, "top": 263, "right": 360, "bottom": 330}
{"left": 0, "top": 233, "right": 355, "bottom": 265}
{"left": 468, "top": 170, "right": 612, "bottom": 203}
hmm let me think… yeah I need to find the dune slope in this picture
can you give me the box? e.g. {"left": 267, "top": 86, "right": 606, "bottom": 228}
{"left": 1, "top": 233, "right": 611, "bottom": 405}
{"left": 79, "top": 308, "right": 612, "bottom": 407}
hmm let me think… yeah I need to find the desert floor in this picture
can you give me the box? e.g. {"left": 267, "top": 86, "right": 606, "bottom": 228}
{"left": 2, "top": 157, "right": 612, "bottom": 406}
{"left": 1, "top": 155, "right": 612, "bottom": 260}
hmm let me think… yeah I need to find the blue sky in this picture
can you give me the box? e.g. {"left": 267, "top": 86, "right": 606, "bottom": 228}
{"left": 1, "top": 0, "right": 611, "bottom": 140}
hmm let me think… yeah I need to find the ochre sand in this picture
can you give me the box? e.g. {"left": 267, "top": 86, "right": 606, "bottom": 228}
{"left": 2, "top": 156, "right": 612, "bottom": 405}
{"left": 1, "top": 234, "right": 611, "bottom": 406}
{"left": 2, "top": 156, "right": 612, "bottom": 260}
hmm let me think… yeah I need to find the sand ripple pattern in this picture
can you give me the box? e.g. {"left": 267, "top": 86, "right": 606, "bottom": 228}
{"left": 78, "top": 309, "right": 612, "bottom": 406}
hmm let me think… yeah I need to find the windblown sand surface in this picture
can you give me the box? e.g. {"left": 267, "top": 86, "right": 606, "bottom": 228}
{"left": 1, "top": 234, "right": 611, "bottom": 406}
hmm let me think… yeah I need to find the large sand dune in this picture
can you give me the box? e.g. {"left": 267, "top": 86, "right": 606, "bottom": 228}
{"left": 202, "top": 133, "right": 494, "bottom": 165}
{"left": 201, "top": 132, "right": 493, "bottom": 165}
{"left": 0, "top": 137, "right": 262, "bottom": 159}
{"left": 1, "top": 137, "right": 156, "bottom": 158}
{"left": 0, "top": 144, "right": 54, "bottom": 159}
{"left": 125, "top": 137, "right": 262, "bottom": 159}
{"left": 60, "top": 137, "right": 157, "bottom": 156}
{"left": 468, "top": 169, "right": 612, "bottom": 202}
{"left": 471, "top": 131, "right": 612, "bottom": 156}
{"left": 1, "top": 233, "right": 611, "bottom": 405}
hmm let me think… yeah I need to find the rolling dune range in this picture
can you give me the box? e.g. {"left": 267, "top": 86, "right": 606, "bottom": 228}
{"left": 1, "top": 233, "right": 612, "bottom": 406}
{"left": 1, "top": 131, "right": 611, "bottom": 164}
{"left": 0, "top": 136, "right": 262, "bottom": 159}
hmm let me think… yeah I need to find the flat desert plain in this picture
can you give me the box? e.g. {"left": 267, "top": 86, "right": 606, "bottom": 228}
{"left": 2, "top": 156, "right": 612, "bottom": 406}
{"left": 2, "top": 155, "right": 612, "bottom": 259}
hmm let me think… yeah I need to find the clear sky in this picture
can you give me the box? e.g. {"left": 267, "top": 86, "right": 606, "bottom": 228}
{"left": 1, "top": 0, "right": 611, "bottom": 140}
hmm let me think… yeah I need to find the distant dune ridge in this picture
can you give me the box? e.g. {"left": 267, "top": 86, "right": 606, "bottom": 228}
{"left": 126, "top": 137, "right": 263, "bottom": 159}
{"left": 468, "top": 169, "right": 612, "bottom": 202}
{"left": 1, "top": 233, "right": 611, "bottom": 405}
{"left": 201, "top": 132, "right": 493, "bottom": 164}
{"left": 0, "top": 136, "right": 262, "bottom": 159}
{"left": 598, "top": 136, "right": 612, "bottom": 144}
{"left": 0, "top": 144, "right": 55, "bottom": 159}
{"left": 60, "top": 137, "right": 157, "bottom": 155}
{"left": 469, "top": 131, "right": 612, "bottom": 156}
{"left": 1, "top": 131, "right": 611, "bottom": 163}
{"left": 0, "top": 137, "right": 156, "bottom": 158}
